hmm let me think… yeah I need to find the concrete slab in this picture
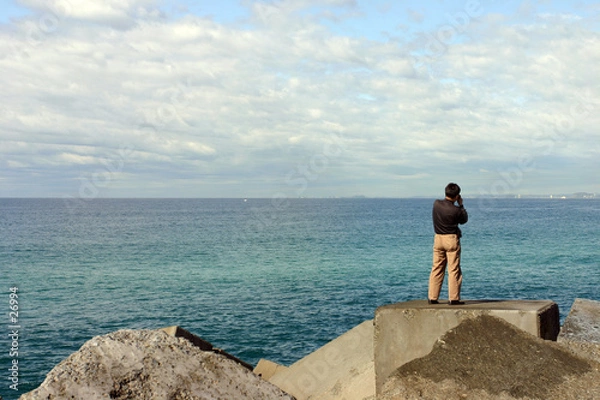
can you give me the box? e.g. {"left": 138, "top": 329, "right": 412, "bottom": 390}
{"left": 312, "top": 360, "right": 374, "bottom": 400}
{"left": 558, "top": 298, "right": 600, "bottom": 343}
{"left": 373, "top": 299, "right": 559, "bottom": 394}
{"left": 254, "top": 359, "right": 289, "bottom": 381}
{"left": 268, "top": 319, "right": 374, "bottom": 400}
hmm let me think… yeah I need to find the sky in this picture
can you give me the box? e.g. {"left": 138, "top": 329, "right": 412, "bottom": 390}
{"left": 0, "top": 0, "right": 598, "bottom": 198}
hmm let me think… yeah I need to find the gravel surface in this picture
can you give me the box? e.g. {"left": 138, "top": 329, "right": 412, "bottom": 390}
{"left": 380, "top": 315, "right": 600, "bottom": 400}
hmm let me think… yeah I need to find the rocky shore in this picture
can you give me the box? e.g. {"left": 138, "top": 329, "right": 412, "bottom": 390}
{"left": 19, "top": 298, "right": 600, "bottom": 400}
{"left": 19, "top": 329, "right": 293, "bottom": 400}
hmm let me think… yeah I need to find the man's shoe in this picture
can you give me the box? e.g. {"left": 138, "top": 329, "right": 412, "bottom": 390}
{"left": 428, "top": 299, "right": 439, "bottom": 304}
{"left": 449, "top": 300, "right": 465, "bottom": 305}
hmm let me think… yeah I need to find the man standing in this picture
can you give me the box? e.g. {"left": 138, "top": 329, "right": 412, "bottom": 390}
{"left": 428, "top": 183, "right": 468, "bottom": 305}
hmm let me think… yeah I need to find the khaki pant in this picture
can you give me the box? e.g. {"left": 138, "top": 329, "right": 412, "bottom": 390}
{"left": 429, "top": 234, "right": 462, "bottom": 301}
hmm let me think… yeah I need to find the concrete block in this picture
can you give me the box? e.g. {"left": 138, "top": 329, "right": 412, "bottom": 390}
{"left": 160, "top": 326, "right": 253, "bottom": 370}
{"left": 558, "top": 298, "right": 600, "bottom": 343}
{"left": 373, "top": 299, "right": 559, "bottom": 394}
{"left": 254, "top": 358, "right": 289, "bottom": 381}
{"left": 268, "top": 319, "right": 374, "bottom": 400}
{"left": 314, "top": 361, "right": 374, "bottom": 400}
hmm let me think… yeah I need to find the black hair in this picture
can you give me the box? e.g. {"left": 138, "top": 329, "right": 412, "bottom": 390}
{"left": 445, "top": 183, "right": 461, "bottom": 199}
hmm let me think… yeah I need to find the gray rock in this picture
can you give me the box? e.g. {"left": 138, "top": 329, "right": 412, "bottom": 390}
{"left": 20, "top": 329, "right": 295, "bottom": 400}
{"left": 558, "top": 298, "right": 600, "bottom": 365}
{"left": 559, "top": 298, "right": 600, "bottom": 343}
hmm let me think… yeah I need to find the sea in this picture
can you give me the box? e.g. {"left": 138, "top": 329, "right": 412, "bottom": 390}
{"left": 1, "top": 197, "right": 599, "bottom": 398}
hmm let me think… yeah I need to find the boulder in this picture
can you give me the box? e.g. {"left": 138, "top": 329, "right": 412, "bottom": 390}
{"left": 558, "top": 298, "right": 600, "bottom": 364}
{"left": 559, "top": 298, "right": 600, "bottom": 343}
{"left": 20, "top": 329, "right": 294, "bottom": 400}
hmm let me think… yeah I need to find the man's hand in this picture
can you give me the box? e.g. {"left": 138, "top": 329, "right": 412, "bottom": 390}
{"left": 457, "top": 195, "right": 463, "bottom": 207}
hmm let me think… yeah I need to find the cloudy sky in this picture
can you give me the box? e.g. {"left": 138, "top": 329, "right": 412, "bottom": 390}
{"left": 1, "top": 0, "right": 598, "bottom": 198}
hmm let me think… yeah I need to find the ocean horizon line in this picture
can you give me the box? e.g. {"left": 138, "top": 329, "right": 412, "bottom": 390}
{"left": 0, "top": 194, "right": 597, "bottom": 200}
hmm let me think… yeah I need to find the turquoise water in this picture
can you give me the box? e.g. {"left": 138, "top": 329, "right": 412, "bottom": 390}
{"left": 1, "top": 198, "right": 599, "bottom": 398}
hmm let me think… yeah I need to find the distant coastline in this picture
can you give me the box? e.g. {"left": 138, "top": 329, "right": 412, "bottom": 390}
{"left": 0, "top": 193, "right": 597, "bottom": 200}
{"left": 341, "top": 193, "right": 598, "bottom": 199}
{"left": 456, "top": 192, "right": 596, "bottom": 199}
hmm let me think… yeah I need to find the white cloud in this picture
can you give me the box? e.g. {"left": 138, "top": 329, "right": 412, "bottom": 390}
{"left": 0, "top": 1, "right": 598, "bottom": 197}
{"left": 17, "top": 0, "right": 161, "bottom": 25}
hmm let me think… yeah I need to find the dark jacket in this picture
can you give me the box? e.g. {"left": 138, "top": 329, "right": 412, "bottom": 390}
{"left": 432, "top": 199, "right": 468, "bottom": 237}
